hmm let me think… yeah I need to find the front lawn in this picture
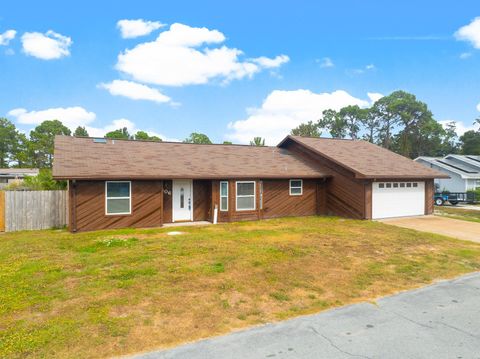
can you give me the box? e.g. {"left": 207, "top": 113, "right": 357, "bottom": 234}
{"left": 1, "top": 216, "right": 480, "bottom": 358}
{"left": 435, "top": 206, "right": 480, "bottom": 223}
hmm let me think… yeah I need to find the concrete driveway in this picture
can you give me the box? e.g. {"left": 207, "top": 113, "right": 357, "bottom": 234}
{"left": 381, "top": 215, "right": 480, "bottom": 243}
{"left": 132, "top": 273, "right": 480, "bottom": 359}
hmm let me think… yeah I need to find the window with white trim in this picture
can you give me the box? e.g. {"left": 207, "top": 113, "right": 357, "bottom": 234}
{"left": 220, "top": 181, "right": 228, "bottom": 211}
{"left": 289, "top": 179, "right": 303, "bottom": 196}
{"left": 236, "top": 181, "right": 255, "bottom": 211}
{"left": 106, "top": 181, "right": 131, "bottom": 215}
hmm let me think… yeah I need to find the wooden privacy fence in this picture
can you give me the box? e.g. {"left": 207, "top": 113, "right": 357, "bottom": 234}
{"left": 1, "top": 190, "right": 68, "bottom": 232}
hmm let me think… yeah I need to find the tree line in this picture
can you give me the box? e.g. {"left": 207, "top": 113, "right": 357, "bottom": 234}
{"left": 291, "top": 90, "right": 480, "bottom": 158}
{"left": 1, "top": 90, "right": 479, "bottom": 169}
{"left": 0, "top": 118, "right": 268, "bottom": 169}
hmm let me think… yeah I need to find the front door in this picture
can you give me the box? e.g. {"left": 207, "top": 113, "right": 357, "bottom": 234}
{"left": 172, "top": 180, "right": 193, "bottom": 222}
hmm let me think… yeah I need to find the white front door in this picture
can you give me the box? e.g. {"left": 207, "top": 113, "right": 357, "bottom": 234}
{"left": 172, "top": 180, "right": 193, "bottom": 222}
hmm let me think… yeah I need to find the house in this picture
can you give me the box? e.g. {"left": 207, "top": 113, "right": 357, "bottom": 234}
{"left": 0, "top": 168, "right": 39, "bottom": 189}
{"left": 415, "top": 155, "right": 480, "bottom": 193}
{"left": 52, "top": 135, "right": 447, "bottom": 232}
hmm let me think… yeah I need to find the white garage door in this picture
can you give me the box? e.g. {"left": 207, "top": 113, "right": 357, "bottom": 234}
{"left": 372, "top": 181, "right": 425, "bottom": 219}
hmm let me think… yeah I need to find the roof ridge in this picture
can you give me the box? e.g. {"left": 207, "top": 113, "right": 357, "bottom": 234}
{"left": 290, "top": 135, "right": 362, "bottom": 142}
{"left": 62, "top": 135, "right": 277, "bottom": 148}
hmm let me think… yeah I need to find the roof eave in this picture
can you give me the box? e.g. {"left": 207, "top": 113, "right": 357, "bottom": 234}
{"left": 53, "top": 174, "right": 331, "bottom": 181}
{"left": 356, "top": 174, "right": 451, "bottom": 180}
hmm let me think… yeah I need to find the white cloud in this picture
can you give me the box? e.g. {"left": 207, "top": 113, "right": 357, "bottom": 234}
{"left": 115, "top": 22, "right": 288, "bottom": 86}
{"left": 0, "top": 30, "right": 16, "bottom": 46}
{"left": 251, "top": 55, "right": 289, "bottom": 68}
{"left": 455, "top": 17, "right": 480, "bottom": 49}
{"left": 440, "top": 120, "right": 479, "bottom": 136}
{"left": 348, "top": 64, "right": 376, "bottom": 75}
{"left": 460, "top": 52, "right": 472, "bottom": 59}
{"left": 99, "top": 80, "right": 172, "bottom": 104}
{"left": 477, "top": 102, "right": 480, "bottom": 112}
{"left": 8, "top": 106, "right": 95, "bottom": 128}
{"left": 7, "top": 105, "right": 177, "bottom": 141}
{"left": 117, "top": 19, "right": 165, "bottom": 38}
{"left": 226, "top": 89, "right": 370, "bottom": 145}
{"left": 85, "top": 118, "right": 178, "bottom": 141}
{"left": 21, "top": 30, "right": 72, "bottom": 60}
{"left": 316, "top": 57, "right": 334, "bottom": 68}
{"left": 367, "top": 92, "right": 384, "bottom": 103}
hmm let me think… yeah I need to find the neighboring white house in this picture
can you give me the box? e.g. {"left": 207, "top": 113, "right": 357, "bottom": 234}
{"left": 0, "top": 168, "right": 40, "bottom": 189}
{"left": 415, "top": 155, "right": 480, "bottom": 192}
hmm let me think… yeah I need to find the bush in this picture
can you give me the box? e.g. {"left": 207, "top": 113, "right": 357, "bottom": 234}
{"left": 466, "top": 188, "right": 480, "bottom": 203}
{"left": 4, "top": 169, "right": 66, "bottom": 191}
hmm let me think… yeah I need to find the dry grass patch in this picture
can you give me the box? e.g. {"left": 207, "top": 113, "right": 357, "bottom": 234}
{"left": 1, "top": 216, "right": 480, "bottom": 358}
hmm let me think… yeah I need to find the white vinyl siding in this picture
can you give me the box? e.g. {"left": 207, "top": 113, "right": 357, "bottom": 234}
{"left": 289, "top": 179, "right": 303, "bottom": 196}
{"left": 220, "top": 181, "right": 228, "bottom": 211}
{"left": 105, "top": 181, "right": 131, "bottom": 215}
{"left": 236, "top": 181, "right": 255, "bottom": 211}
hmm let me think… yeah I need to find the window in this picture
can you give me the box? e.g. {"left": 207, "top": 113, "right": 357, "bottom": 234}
{"left": 400, "top": 183, "right": 405, "bottom": 188}
{"left": 105, "top": 181, "right": 131, "bottom": 215}
{"left": 379, "top": 183, "right": 385, "bottom": 188}
{"left": 393, "top": 183, "right": 399, "bottom": 188}
{"left": 236, "top": 181, "right": 255, "bottom": 211}
{"left": 180, "top": 187, "right": 185, "bottom": 208}
{"left": 386, "top": 183, "right": 392, "bottom": 188}
{"left": 220, "top": 181, "right": 228, "bottom": 211}
{"left": 476, "top": 180, "right": 480, "bottom": 188}
{"left": 289, "top": 179, "right": 303, "bottom": 196}
{"left": 406, "top": 183, "right": 412, "bottom": 188}
{"left": 413, "top": 182, "right": 418, "bottom": 188}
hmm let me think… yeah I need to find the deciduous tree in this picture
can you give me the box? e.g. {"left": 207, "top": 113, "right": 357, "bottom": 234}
{"left": 134, "top": 131, "right": 162, "bottom": 141}
{"left": 105, "top": 127, "right": 131, "bottom": 140}
{"left": 291, "top": 121, "right": 321, "bottom": 137}
{"left": 74, "top": 126, "right": 89, "bottom": 137}
{"left": 183, "top": 132, "right": 212, "bottom": 144}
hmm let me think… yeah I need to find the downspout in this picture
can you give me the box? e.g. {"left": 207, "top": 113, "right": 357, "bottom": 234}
{"left": 72, "top": 180, "right": 77, "bottom": 233}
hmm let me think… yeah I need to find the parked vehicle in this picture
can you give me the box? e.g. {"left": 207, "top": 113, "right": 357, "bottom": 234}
{"left": 434, "top": 192, "right": 476, "bottom": 206}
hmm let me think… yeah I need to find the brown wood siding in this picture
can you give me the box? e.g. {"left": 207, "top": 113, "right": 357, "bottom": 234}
{"left": 193, "top": 180, "right": 211, "bottom": 221}
{"left": 364, "top": 182, "right": 372, "bottom": 220}
{"left": 211, "top": 178, "right": 322, "bottom": 223}
{"left": 262, "top": 179, "right": 318, "bottom": 219}
{"left": 72, "top": 180, "right": 162, "bottom": 232}
{"left": 425, "top": 179, "right": 434, "bottom": 215}
{"left": 284, "top": 141, "right": 370, "bottom": 219}
{"left": 163, "top": 180, "right": 173, "bottom": 223}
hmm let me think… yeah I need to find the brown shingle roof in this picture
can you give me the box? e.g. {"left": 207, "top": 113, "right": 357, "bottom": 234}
{"left": 52, "top": 136, "right": 328, "bottom": 180}
{"left": 280, "top": 135, "right": 449, "bottom": 179}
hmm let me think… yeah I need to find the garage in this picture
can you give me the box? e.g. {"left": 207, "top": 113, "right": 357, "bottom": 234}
{"left": 372, "top": 181, "right": 425, "bottom": 219}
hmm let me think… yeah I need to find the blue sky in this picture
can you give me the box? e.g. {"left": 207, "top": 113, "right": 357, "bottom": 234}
{"left": 1, "top": 0, "right": 479, "bottom": 144}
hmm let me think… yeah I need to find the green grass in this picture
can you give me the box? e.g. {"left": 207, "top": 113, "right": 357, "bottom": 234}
{"left": 1, "top": 216, "right": 480, "bottom": 358}
{"left": 435, "top": 206, "right": 480, "bottom": 223}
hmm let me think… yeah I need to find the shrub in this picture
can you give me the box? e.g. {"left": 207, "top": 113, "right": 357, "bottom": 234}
{"left": 4, "top": 169, "right": 66, "bottom": 191}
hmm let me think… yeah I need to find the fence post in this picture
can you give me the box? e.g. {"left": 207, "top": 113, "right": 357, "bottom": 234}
{"left": 0, "top": 191, "right": 4, "bottom": 232}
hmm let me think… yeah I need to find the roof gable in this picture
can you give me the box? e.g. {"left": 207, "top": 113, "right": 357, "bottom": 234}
{"left": 279, "top": 135, "right": 448, "bottom": 179}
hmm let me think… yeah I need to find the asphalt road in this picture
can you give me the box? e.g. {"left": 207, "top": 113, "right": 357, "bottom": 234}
{"left": 133, "top": 273, "right": 480, "bottom": 359}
